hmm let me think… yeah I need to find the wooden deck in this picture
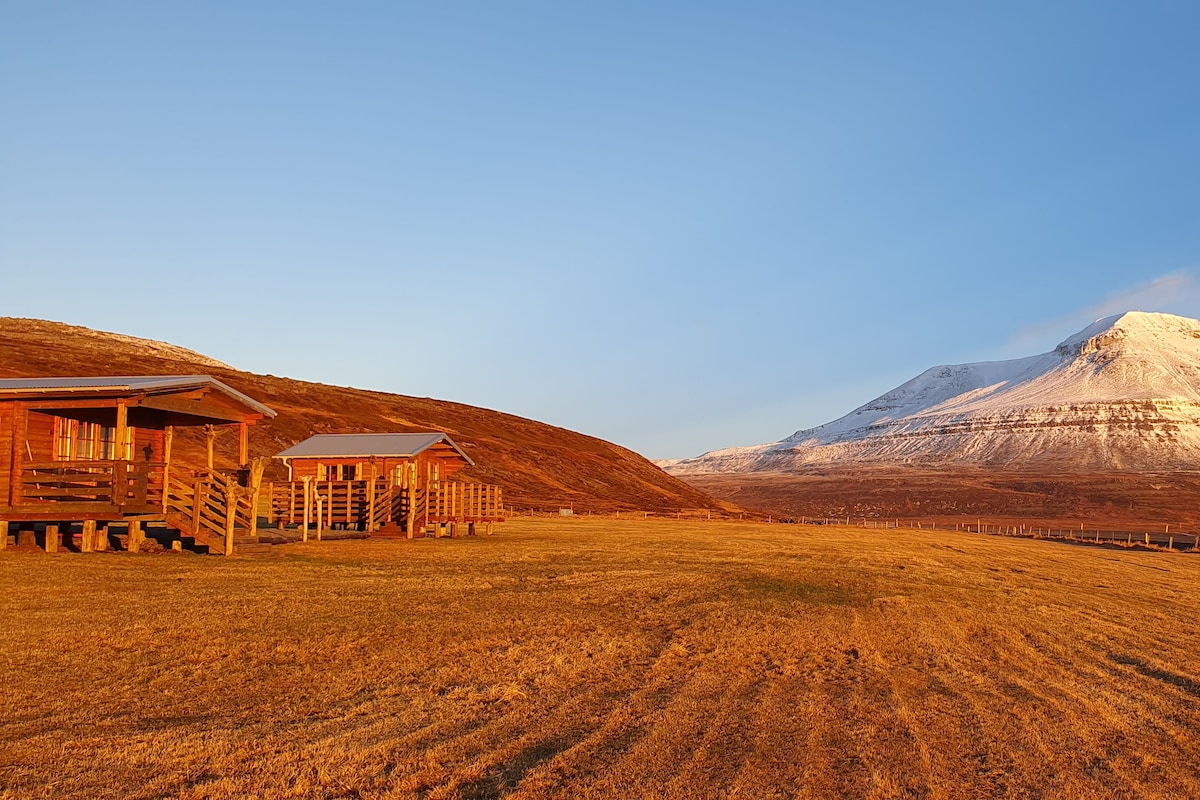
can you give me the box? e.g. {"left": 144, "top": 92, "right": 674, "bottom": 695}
{"left": 269, "top": 478, "right": 503, "bottom": 538}
{"left": 2, "top": 462, "right": 260, "bottom": 555}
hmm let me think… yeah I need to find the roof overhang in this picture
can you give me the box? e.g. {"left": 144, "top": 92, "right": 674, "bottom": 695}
{"left": 0, "top": 375, "right": 276, "bottom": 422}
{"left": 274, "top": 432, "right": 473, "bottom": 466}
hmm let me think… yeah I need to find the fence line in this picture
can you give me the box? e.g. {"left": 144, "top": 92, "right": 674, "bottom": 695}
{"left": 500, "top": 507, "right": 1200, "bottom": 552}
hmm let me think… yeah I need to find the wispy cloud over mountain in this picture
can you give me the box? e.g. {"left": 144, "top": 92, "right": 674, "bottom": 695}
{"left": 1005, "top": 269, "right": 1200, "bottom": 354}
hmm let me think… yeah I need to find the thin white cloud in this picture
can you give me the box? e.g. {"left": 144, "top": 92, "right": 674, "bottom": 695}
{"left": 1005, "top": 269, "right": 1200, "bottom": 354}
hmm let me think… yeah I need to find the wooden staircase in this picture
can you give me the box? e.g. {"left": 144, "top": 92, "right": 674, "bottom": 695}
{"left": 164, "top": 470, "right": 262, "bottom": 555}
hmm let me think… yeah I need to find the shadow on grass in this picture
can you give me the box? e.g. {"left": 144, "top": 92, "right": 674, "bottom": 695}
{"left": 736, "top": 575, "right": 861, "bottom": 606}
{"left": 456, "top": 736, "right": 579, "bottom": 800}
{"left": 1109, "top": 652, "right": 1200, "bottom": 697}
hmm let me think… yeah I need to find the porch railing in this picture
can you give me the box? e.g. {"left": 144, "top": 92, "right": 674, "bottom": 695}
{"left": 270, "top": 478, "right": 503, "bottom": 532}
{"left": 15, "top": 460, "right": 165, "bottom": 512}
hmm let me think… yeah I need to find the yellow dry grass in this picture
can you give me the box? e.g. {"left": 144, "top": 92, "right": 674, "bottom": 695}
{"left": 2, "top": 518, "right": 1199, "bottom": 799}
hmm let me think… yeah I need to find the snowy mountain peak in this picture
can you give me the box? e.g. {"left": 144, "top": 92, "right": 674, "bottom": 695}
{"left": 664, "top": 311, "right": 1200, "bottom": 474}
{"left": 1056, "top": 311, "right": 1200, "bottom": 358}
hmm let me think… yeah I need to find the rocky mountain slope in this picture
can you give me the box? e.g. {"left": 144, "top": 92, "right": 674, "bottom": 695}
{"left": 0, "top": 318, "right": 728, "bottom": 513}
{"left": 666, "top": 312, "right": 1200, "bottom": 474}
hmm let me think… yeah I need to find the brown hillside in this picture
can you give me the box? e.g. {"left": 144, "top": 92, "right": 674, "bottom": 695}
{"left": 0, "top": 318, "right": 727, "bottom": 513}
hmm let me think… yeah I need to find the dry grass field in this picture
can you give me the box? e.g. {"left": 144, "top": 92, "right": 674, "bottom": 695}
{"left": 2, "top": 518, "right": 1199, "bottom": 800}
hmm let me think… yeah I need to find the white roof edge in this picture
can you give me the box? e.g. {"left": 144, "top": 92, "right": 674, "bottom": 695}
{"left": 0, "top": 375, "right": 276, "bottom": 418}
{"left": 273, "top": 432, "right": 473, "bottom": 465}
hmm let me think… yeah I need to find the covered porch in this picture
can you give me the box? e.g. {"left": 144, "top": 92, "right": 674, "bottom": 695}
{"left": 0, "top": 376, "right": 276, "bottom": 555}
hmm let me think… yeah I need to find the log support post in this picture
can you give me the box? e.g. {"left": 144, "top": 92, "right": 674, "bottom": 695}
{"left": 238, "top": 422, "right": 249, "bottom": 468}
{"left": 115, "top": 402, "right": 129, "bottom": 461}
{"left": 128, "top": 519, "right": 143, "bottom": 554}
{"left": 192, "top": 480, "right": 204, "bottom": 536}
{"left": 247, "top": 458, "right": 267, "bottom": 542}
{"left": 45, "top": 524, "right": 60, "bottom": 553}
{"left": 366, "top": 459, "right": 378, "bottom": 532}
{"left": 95, "top": 522, "right": 109, "bottom": 552}
{"left": 225, "top": 488, "right": 237, "bottom": 556}
{"left": 301, "top": 476, "right": 311, "bottom": 543}
{"left": 162, "top": 426, "right": 174, "bottom": 514}
{"left": 205, "top": 425, "right": 217, "bottom": 470}
{"left": 315, "top": 491, "right": 323, "bottom": 542}
{"left": 81, "top": 520, "right": 96, "bottom": 553}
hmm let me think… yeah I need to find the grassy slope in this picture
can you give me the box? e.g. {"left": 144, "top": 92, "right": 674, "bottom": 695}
{"left": 2, "top": 518, "right": 1199, "bottom": 799}
{"left": 0, "top": 318, "right": 726, "bottom": 513}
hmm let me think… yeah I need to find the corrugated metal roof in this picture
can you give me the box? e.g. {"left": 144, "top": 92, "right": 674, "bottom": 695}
{"left": 274, "top": 433, "right": 473, "bottom": 464}
{"left": 0, "top": 375, "right": 276, "bottom": 418}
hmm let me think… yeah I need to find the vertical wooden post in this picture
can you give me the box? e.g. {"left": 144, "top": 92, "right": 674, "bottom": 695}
{"left": 95, "top": 522, "right": 109, "bottom": 551}
{"left": 128, "top": 519, "right": 142, "bottom": 554}
{"left": 205, "top": 425, "right": 217, "bottom": 470}
{"left": 367, "top": 459, "right": 378, "bottom": 532}
{"left": 45, "top": 524, "right": 59, "bottom": 553}
{"left": 0, "top": 518, "right": 6, "bottom": 550}
{"left": 315, "top": 491, "right": 323, "bottom": 541}
{"left": 405, "top": 484, "right": 415, "bottom": 539}
{"left": 81, "top": 520, "right": 96, "bottom": 553}
{"left": 10, "top": 403, "right": 26, "bottom": 508}
{"left": 114, "top": 401, "right": 129, "bottom": 460}
{"left": 301, "top": 476, "right": 311, "bottom": 543}
{"left": 247, "top": 458, "right": 266, "bottom": 542}
{"left": 162, "top": 426, "right": 174, "bottom": 514}
{"left": 192, "top": 480, "right": 204, "bottom": 536}
{"left": 238, "top": 422, "right": 249, "bottom": 468}
{"left": 224, "top": 486, "right": 237, "bottom": 556}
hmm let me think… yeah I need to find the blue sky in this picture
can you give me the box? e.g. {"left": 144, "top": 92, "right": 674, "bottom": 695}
{"left": 2, "top": 2, "right": 1199, "bottom": 459}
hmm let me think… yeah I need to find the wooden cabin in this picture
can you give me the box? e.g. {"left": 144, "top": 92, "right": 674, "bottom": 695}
{"left": 271, "top": 433, "right": 503, "bottom": 538}
{"left": 0, "top": 376, "right": 276, "bottom": 554}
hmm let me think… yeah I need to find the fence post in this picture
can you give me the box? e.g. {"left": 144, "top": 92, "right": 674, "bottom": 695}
{"left": 224, "top": 486, "right": 237, "bottom": 556}
{"left": 316, "top": 492, "right": 323, "bottom": 542}
{"left": 367, "top": 460, "right": 378, "bottom": 532}
{"left": 301, "top": 476, "right": 311, "bottom": 543}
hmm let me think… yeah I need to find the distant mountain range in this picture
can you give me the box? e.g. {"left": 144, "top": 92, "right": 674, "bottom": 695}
{"left": 664, "top": 311, "right": 1200, "bottom": 474}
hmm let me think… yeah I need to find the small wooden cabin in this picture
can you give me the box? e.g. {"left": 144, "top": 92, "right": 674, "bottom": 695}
{"left": 272, "top": 432, "right": 503, "bottom": 537}
{"left": 0, "top": 375, "right": 276, "bottom": 554}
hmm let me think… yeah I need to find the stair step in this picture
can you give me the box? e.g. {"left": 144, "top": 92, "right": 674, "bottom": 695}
{"left": 233, "top": 542, "right": 279, "bottom": 557}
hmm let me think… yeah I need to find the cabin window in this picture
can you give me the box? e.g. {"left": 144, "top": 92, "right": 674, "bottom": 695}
{"left": 98, "top": 426, "right": 117, "bottom": 460}
{"left": 54, "top": 419, "right": 131, "bottom": 461}
{"left": 75, "top": 422, "right": 97, "bottom": 460}
{"left": 318, "top": 463, "right": 359, "bottom": 480}
{"left": 55, "top": 418, "right": 74, "bottom": 460}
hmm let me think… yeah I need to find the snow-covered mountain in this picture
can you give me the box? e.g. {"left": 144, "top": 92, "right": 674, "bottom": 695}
{"left": 664, "top": 311, "right": 1200, "bottom": 474}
